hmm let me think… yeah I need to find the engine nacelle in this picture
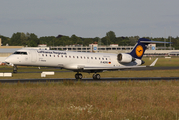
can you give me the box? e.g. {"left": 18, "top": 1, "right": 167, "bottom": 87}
{"left": 117, "top": 53, "right": 133, "bottom": 63}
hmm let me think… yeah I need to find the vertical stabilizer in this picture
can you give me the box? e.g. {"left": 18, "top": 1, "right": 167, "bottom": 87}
{"left": 129, "top": 38, "right": 151, "bottom": 59}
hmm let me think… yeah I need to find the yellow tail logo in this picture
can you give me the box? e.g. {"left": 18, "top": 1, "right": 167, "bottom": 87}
{"left": 135, "top": 45, "right": 144, "bottom": 57}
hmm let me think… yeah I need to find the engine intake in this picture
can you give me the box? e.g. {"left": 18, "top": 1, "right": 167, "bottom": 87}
{"left": 117, "top": 53, "right": 133, "bottom": 63}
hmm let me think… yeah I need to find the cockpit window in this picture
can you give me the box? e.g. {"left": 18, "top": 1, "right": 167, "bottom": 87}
{"left": 13, "top": 51, "right": 28, "bottom": 55}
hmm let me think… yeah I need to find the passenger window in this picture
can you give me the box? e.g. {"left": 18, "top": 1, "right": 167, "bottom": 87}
{"left": 81, "top": 56, "right": 82, "bottom": 59}
{"left": 61, "top": 55, "right": 63, "bottom": 57}
{"left": 84, "top": 56, "right": 86, "bottom": 59}
{"left": 106, "top": 58, "right": 107, "bottom": 60}
{"left": 69, "top": 56, "right": 71, "bottom": 58}
{"left": 102, "top": 58, "right": 104, "bottom": 60}
{"left": 73, "top": 56, "right": 75, "bottom": 58}
{"left": 91, "top": 57, "right": 93, "bottom": 59}
{"left": 99, "top": 58, "right": 100, "bottom": 60}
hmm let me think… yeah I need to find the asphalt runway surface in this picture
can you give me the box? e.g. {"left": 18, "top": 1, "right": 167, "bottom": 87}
{"left": 0, "top": 66, "right": 179, "bottom": 83}
{"left": 1, "top": 77, "right": 179, "bottom": 83}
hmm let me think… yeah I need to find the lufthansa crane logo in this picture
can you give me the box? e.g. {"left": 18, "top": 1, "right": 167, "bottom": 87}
{"left": 135, "top": 45, "right": 143, "bottom": 57}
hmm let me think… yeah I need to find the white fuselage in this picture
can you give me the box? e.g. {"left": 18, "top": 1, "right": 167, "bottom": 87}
{"left": 5, "top": 49, "right": 142, "bottom": 72}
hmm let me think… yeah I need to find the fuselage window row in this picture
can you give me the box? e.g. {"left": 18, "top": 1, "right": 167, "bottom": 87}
{"left": 41, "top": 54, "right": 108, "bottom": 61}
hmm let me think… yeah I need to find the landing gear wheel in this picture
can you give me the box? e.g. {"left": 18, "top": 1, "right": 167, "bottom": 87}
{"left": 96, "top": 74, "right": 100, "bottom": 80}
{"left": 78, "top": 74, "right": 82, "bottom": 79}
{"left": 93, "top": 74, "right": 96, "bottom": 79}
{"left": 13, "top": 70, "right": 17, "bottom": 73}
{"left": 75, "top": 73, "right": 83, "bottom": 79}
{"left": 75, "top": 74, "right": 78, "bottom": 79}
{"left": 93, "top": 74, "right": 100, "bottom": 80}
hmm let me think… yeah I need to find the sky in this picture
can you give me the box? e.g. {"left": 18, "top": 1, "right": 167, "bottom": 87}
{"left": 1, "top": 0, "right": 179, "bottom": 38}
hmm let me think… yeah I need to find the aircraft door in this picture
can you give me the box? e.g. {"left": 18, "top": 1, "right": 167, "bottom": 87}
{"left": 31, "top": 50, "right": 37, "bottom": 62}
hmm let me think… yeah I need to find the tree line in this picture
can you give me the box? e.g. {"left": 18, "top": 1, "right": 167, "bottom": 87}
{"left": 1, "top": 31, "right": 178, "bottom": 49}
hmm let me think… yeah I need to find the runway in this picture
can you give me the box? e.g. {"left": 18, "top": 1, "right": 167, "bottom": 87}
{"left": 1, "top": 77, "right": 179, "bottom": 83}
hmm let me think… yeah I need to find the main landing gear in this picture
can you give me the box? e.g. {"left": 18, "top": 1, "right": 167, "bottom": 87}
{"left": 75, "top": 72, "right": 101, "bottom": 80}
{"left": 75, "top": 73, "right": 83, "bottom": 79}
{"left": 13, "top": 65, "right": 18, "bottom": 73}
{"left": 92, "top": 74, "right": 100, "bottom": 80}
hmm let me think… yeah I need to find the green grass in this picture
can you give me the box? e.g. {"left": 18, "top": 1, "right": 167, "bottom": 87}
{"left": 0, "top": 57, "right": 179, "bottom": 119}
{"left": 0, "top": 81, "right": 179, "bottom": 120}
{"left": 142, "top": 56, "right": 179, "bottom": 67}
{"left": 0, "top": 69, "right": 179, "bottom": 79}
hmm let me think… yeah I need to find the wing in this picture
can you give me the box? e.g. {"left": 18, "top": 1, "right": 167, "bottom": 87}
{"left": 83, "top": 58, "right": 158, "bottom": 71}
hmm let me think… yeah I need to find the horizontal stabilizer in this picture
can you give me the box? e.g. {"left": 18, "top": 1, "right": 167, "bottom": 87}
{"left": 140, "top": 41, "right": 172, "bottom": 44}
{"left": 149, "top": 58, "right": 158, "bottom": 66}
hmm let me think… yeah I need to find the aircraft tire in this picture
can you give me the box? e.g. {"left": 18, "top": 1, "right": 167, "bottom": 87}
{"left": 75, "top": 73, "right": 82, "bottom": 79}
{"left": 75, "top": 74, "right": 79, "bottom": 79}
{"left": 13, "top": 70, "right": 17, "bottom": 73}
{"left": 78, "top": 74, "right": 82, "bottom": 79}
{"left": 96, "top": 74, "right": 100, "bottom": 80}
{"left": 92, "top": 74, "right": 96, "bottom": 79}
{"left": 93, "top": 74, "right": 100, "bottom": 80}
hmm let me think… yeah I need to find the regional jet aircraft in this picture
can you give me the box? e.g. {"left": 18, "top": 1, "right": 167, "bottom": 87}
{"left": 5, "top": 38, "right": 170, "bottom": 79}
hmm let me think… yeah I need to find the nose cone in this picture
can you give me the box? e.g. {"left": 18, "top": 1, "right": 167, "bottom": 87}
{"left": 5, "top": 56, "right": 14, "bottom": 66}
{"left": 5, "top": 57, "right": 10, "bottom": 63}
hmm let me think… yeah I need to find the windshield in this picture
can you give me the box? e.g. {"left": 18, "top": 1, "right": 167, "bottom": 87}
{"left": 13, "top": 51, "right": 28, "bottom": 55}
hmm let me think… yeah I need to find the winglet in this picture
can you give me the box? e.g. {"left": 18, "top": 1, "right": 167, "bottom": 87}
{"left": 149, "top": 58, "right": 158, "bottom": 66}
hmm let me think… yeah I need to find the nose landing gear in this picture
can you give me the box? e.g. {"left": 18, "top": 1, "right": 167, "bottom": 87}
{"left": 13, "top": 66, "right": 18, "bottom": 73}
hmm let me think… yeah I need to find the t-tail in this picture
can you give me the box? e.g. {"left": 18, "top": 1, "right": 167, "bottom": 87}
{"left": 129, "top": 38, "right": 172, "bottom": 59}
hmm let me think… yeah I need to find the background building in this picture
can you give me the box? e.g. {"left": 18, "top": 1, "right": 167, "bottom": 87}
{"left": 0, "top": 38, "right": 179, "bottom": 64}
